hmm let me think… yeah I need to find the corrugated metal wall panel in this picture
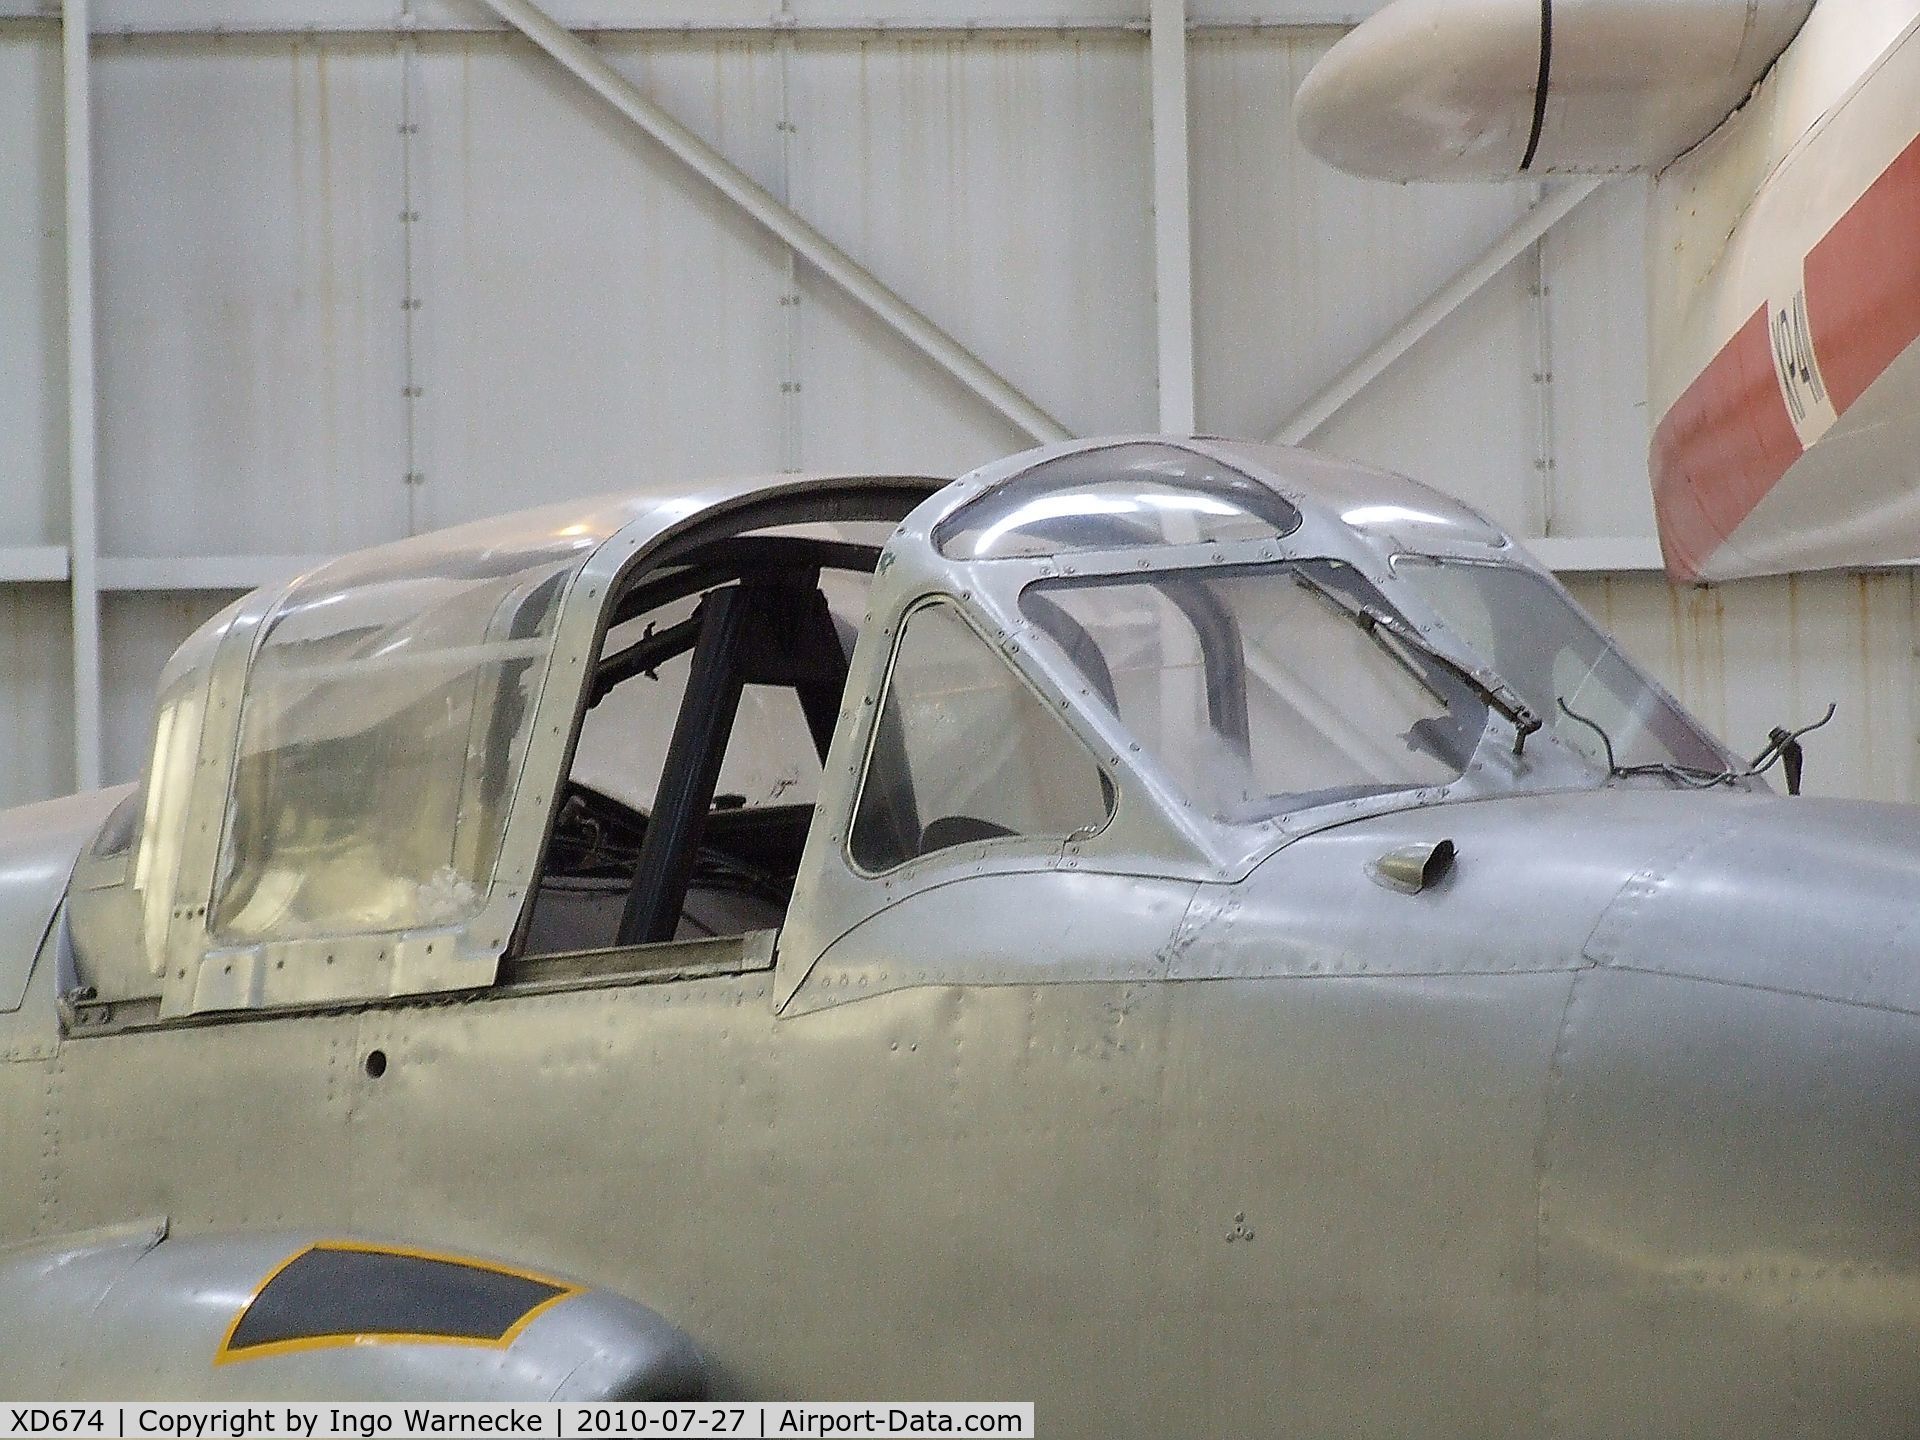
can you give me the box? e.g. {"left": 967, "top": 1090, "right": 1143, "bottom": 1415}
{"left": 1541, "top": 176, "right": 1658, "bottom": 540}
{"left": 1312, "top": 264, "right": 1541, "bottom": 531}
{"left": 787, "top": 0, "right": 1146, "bottom": 28}
{"left": 788, "top": 35, "right": 1156, "bottom": 455}
{"left": 0, "top": 587, "right": 73, "bottom": 809}
{"left": 0, "top": 26, "right": 66, "bottom": 549}
{"left": 797, "top": 276, "right": 1029, "bottom": 474}
{"left": 1187, "top": 31, "right": 1533, "bottom": 441}
{"left": 73, "top": 1, "right": 1391, "bottom": 34}
{"left": 1566, "top": 572, "right": 1919, "bottom": 802}
{"left": 411, "top": 33, "right": 791, "bottom": 528}
{"left": 100, "top": 590, "right": 237, "bottom": 786}
{"left": 93, "top": 36, "right": 410, "bottom": 559}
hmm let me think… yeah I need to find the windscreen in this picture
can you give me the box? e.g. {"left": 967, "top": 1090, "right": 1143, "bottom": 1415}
{"left": 1022, "top": 561, "right": 1485, "bottom": 821}
{"left": 1393, "top": 557, "right": 1729, "bottom": 775}
{"left": 851, "top": 600, "right": 1113, "bottom": 871}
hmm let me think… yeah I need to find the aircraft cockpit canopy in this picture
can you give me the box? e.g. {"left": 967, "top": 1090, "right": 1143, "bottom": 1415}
{"left": 65, "top": 442, "right": 1748, "bottom": 1025}
{"left": 917, "top": 439, "right": 1744, "bottom": 842}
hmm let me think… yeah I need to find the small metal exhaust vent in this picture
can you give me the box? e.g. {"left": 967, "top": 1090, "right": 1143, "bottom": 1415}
{"left": 1368, "top": 839, "right": 1456, "bottom": 895}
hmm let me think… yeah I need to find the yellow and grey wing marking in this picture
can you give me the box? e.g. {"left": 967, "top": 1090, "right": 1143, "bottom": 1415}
{"left": 215, "top": 1240, "right": 582, "bottom": 1364}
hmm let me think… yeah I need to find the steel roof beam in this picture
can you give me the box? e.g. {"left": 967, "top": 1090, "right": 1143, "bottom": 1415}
{"left": 1151, "top": 0, "right": 1197, "bottom": 434}
{"left": 64, "top": 0, "right": 103, "bottom": 792}
{"left": 476, "top": 0, "right": 1073, "bottom": 445}
{"left": 1, "top": 2, "right": 1383, "bottom": 35}
{"left": 1268, "top": 177, "right": 1604, "bottom": 445}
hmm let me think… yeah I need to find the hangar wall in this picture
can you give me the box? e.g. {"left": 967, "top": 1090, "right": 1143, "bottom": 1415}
{"left": 0, "top": 3, "right": 1913, "bottom": 806}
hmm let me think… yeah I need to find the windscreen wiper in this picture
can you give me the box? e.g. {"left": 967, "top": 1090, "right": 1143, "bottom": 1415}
{"left": 1291, "top": 570, "right": 1543, "bottom": 754}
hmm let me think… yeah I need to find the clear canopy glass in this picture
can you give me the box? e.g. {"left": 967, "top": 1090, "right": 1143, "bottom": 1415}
{"left": 935, "top": 443, "right": 1301, "bottom": 560}
{"left": 209, "top": 530, "right": 601, "bottom": 945}
{"left": 130, "top": 601, "right": 240, "bottom": 975}
{"left": 1023, "top": 561, "right": 1483, "bottom": 821}
{"left": 1392, "top": 557, "right": 1731, "bottom": 776}
{"left": 852, "top": 601, "right": 1113, "bottom": 871}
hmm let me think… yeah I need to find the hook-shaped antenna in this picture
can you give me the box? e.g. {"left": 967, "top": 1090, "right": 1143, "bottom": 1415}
{"left": 1749, "top": 702, "right": 1836, "bottom": 795}
{"left": 1556, "top": 696, "right": 1618, "bottom": 774}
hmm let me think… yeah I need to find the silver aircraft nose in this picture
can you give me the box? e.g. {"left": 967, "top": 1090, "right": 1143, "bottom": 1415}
{"left": 1583, "top": 794, "right": 1920, "bottom": 1011}
{"left": 1535, "top": 794, "right": 1920, "bottom": 1432}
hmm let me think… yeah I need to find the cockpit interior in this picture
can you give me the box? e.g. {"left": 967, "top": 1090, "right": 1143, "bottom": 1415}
{"left": 524, "top": 531, "right": 886, "bottom": 954}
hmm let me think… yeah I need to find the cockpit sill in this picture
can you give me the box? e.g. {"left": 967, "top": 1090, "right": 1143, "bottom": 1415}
{"left": 58, "top": 928, "right": 779, "bottom": 1039}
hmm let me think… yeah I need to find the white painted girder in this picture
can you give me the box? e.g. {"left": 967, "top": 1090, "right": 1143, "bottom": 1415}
{"left": 0, "top": 547, "right": 72, "bottom": 583}
{"left": 95, "top": 556, "right": 325, "bottom": 591}
{"left": 477, "top": 0, "right": 1073, "bottom": 444}
{"left": 63, "top": 0, "right": 102, "bottom": 792}
{"left": 1270, "top": 178, "right": 1604, "bottom": 445}
{"left": 8, "top": 0, "right": 1391, "bottom": 34}
{"left": 1150, "top": 0, "right": 1197, "bottom": 434}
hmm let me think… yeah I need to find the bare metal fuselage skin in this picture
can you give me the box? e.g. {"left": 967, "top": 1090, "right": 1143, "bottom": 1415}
{"left": 1, "top": 441, "right": 1917, "bottom": 1432}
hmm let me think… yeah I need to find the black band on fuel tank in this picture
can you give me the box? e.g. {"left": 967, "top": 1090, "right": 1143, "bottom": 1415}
{"left": 1520, "top": 0, "right": 1552, "bottom": 170}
